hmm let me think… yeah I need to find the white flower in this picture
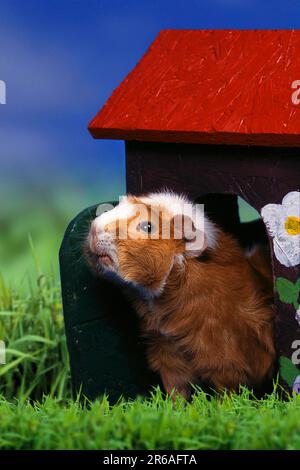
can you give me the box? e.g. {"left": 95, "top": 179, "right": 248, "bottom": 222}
{"left": 261, "top": 191, "right": 300, "bottom": 267}
{"left": 296, "top": 306, "right": 300, "bottom": 327}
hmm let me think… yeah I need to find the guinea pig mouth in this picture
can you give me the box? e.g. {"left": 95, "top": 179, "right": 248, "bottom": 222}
{"left": 98, "top": 253, "right": 114, "bottom": 267}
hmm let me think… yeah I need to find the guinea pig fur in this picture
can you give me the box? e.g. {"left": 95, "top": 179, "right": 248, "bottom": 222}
{"left": 86, "top": 191, "right": 275, "bottom": 399}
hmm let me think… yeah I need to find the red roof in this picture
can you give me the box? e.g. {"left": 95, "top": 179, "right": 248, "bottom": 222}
{"left": 88, "top": 30, "right": 300, "bottom": 147}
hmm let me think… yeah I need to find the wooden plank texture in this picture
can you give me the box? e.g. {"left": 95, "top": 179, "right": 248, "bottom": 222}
{"left": 89, "top": 30, "right": 300, "bottom": 147}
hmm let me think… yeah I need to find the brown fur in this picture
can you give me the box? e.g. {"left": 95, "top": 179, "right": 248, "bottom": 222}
{"left": 87, "top": 196, "right": 275, "bottom": 399}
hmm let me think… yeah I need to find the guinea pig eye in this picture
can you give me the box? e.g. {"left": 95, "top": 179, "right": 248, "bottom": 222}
{"left": 138, "top": 221, "right": 154, "bottom": 233}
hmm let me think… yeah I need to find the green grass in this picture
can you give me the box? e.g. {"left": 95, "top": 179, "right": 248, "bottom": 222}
{"left": 0, "top": 271, "right": 71, "bottom": 402}
{"left": 1, "top": 271, "right": 300, "bottom": 450}
{"left": 0, "top": 389, "right": 300, "bottom": 450}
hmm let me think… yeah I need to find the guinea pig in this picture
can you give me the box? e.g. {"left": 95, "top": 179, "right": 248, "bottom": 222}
{"left": 85, "top": 191, "right": 275, "bottom": 399}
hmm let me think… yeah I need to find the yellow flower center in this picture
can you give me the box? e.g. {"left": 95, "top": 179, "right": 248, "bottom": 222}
{"left": 285, "top": 216, "right": 300, "bottom": 236}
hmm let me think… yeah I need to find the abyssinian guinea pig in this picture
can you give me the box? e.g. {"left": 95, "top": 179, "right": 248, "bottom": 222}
{"left": 86, "top": 191, "right": 275, "bottom": 399}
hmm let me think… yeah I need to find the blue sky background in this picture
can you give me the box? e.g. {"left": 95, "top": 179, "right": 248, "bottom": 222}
{"left": 1, "top": 0, "right": 300, "bottom": 211}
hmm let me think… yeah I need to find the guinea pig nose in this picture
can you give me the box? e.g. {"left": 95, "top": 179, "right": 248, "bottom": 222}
{"left": 91, "top": 219, "right": 107, "bottom": 236}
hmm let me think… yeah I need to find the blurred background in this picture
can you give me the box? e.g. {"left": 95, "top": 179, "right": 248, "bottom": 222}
{"left": 1, "top": 0, "right": 298, "bottom": 285}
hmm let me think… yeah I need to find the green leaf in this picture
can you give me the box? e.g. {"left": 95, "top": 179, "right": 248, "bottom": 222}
{"left": 279, "top": 356, "right": 299, "bottom": 387}
{"left": 276, "top": 277, "right": 300, "bottom": 309}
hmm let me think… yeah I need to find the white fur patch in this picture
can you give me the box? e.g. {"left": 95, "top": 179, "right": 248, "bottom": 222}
{"left": 93, "top": 197, "right": 136, "bottom": 232}
{"left": 140, "top": 190, "right": 218, "bottom": 248}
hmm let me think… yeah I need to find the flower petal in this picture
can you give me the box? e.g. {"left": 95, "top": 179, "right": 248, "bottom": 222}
{"left": 273, "top": 234, "right": 300, "bottom": 267}
{"left": 282, "top": 191, "right": 300, "bottom": 209}
{"left": 296, "top": 307, "right": 300, "bottom": 327}
{"left": 261, "top": 203, "right": 283, "bottom": 238}
{"left": 293, "top": 375, "right": 300, "bottom": 394}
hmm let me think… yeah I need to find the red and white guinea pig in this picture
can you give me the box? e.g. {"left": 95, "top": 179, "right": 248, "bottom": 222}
{"left": 86, "top": 191, "right": 275, "bottom": 399}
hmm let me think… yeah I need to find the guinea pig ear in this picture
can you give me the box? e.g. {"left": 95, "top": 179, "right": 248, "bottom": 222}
{"left": 172, "top": 214, "right": 207, "bottom": 257}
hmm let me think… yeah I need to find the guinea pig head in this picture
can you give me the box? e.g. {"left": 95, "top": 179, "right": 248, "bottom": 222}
{"left": 86, "top": 192, "right": 216, "bottom": 296}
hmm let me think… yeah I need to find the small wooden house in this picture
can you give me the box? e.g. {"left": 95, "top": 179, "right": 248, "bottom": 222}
{"left": 60, "top": 30, "right": 300, "bottom": 401}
